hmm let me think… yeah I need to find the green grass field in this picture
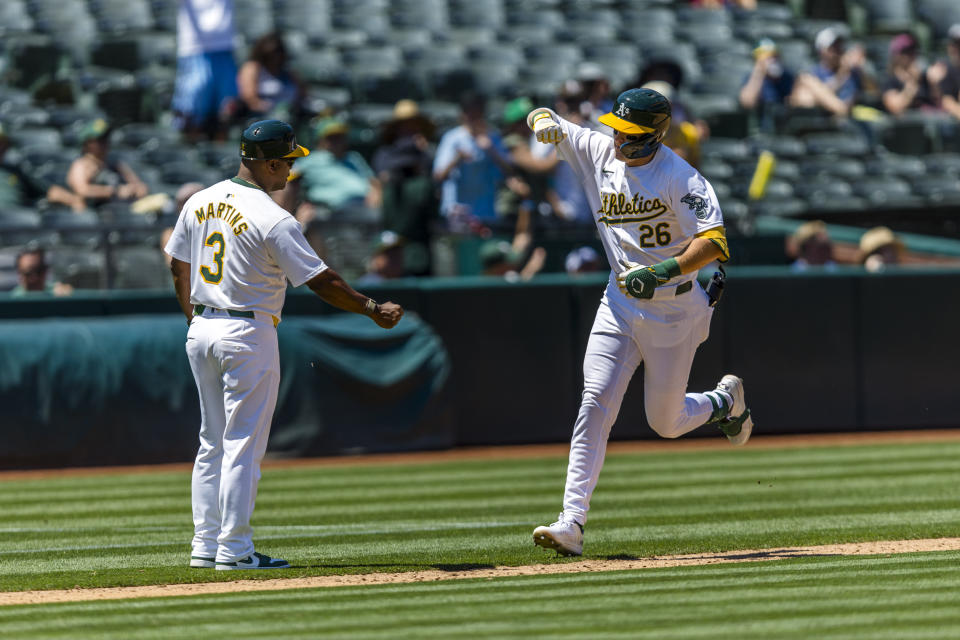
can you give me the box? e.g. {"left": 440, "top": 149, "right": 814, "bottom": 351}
{"left": 2, "top": 438, "right": 960, "bottom": 638}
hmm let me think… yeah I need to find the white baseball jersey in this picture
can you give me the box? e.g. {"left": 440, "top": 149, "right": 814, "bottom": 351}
{"left": 165, "top": 177, "right": 327, "bottom": 320}
{"left": 543, "top": 109, "right": 725, "bottom": 279}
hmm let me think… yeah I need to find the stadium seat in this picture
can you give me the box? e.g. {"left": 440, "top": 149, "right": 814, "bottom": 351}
{"left": 909, "top": 176, "right": 960, "bottom": 205}
{"left": 448, "top": 0, "right": 505, "bottom": 28}
{"left": 916, "top": 0, "right": 960, "bottom": 39}
{"left": 43, "top": 209, "right": 101, "bottom": 248}
{"left": 89, "top": 0, "right": 154, "bottom": 34}
{"left": 922, "top": 153, "right": 960, "bottom": 175}
{"left": 750, "top": 134, "right": 807, "bottom": 158}
{"left": 390, "top": 0, "right": 449, "bottom": 32}
{"left": 0, "top": 0, "right": 34, "bottom": 35}
{"left": 425, "top": 68, "right": 477, "bottom": 102}
{"left": 865, "top": 153, "right": 927, "bottom": 179}
{"left": 50, "top": 247, "right": 106, "bottom": 289}
{"left": 111, "top": 244, "right": 171, "bottom": 289}
{"left": 850, "top": 176, "right": 924, "bottom": 207}
{"left": 800, "top": 156, "right": 867, "bottom": 179}
{"left": 0, "top": 208, "right": 44, "bottom": 246}
{"left": 275, "top": 0, "right": 332, "bottom": 41}
{"left": 292, "top": 48, "right": 344, "bottom": 85}
{"left": 803, "top": 131, "right": 871, "bottom": 156}
{"left": 700, "top": 138, "right": 752, "bottom": 161}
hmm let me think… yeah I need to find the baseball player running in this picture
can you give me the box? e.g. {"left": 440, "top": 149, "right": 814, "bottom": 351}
{"left": 165, "top": 120, "right": 403, "bottom": 570}
{"left": 527, "top": 88, "right": 753, "bottom": 557}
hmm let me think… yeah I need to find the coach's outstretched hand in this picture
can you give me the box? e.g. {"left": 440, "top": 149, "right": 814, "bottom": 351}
{"left": 369, "top": 301, "right": 404, "bottom": 329}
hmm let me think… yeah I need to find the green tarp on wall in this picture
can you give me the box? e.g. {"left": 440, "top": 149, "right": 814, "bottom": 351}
{"left": 0, "top": 313, "right": 452, "bottom": 469}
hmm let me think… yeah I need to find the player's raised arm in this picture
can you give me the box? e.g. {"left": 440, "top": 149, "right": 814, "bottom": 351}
{"left": 305, "top": 269, "right": 403, "bottom": 329}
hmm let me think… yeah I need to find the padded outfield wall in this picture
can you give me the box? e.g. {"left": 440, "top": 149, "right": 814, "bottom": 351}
{"left": 0, "top": 266, "right": 957, "bottom": 469}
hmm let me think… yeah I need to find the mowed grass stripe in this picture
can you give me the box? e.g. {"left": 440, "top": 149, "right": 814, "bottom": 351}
{"left": 2, "top": 440, "right": 960, "bottom": 591}
{"left": 5, "top": 453, "right": 957, "bottom": 516}
{"left": 3, "top": 441, "right": 956, "bottom": 501}
{"left": 2, "top": 553, "right": 960, "bottom": 639}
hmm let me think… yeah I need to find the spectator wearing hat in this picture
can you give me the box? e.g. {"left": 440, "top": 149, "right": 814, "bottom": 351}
{"left": 65, "top": 119, "right": 149, "bottom": 209}
{"left": 881, "top": 33, "right": 938, "bottom": 116}
{"left": 284, "top": 116, "right": 382, "bottom": 229}
{"left": 790, "top": 27, "right": 872, "bottom": 117}
{"left": 433, "top": 91, "right": 514, "bottom": 228}
{"left": 479, "top": 238, "right": 545, "bottom": 281}
{"left": 496, "top": 96, "right": 556, "bottom": 224}
{"left": 357, "top": 230, "right": 406, "bottom": 284}
{"left": 786, "top": 220, "right": 836, "bottom": 272}
{"left": 859, "top": 226, "right": 903, "bottom": 273}
{"left": 739, "top": 39, "right": 796, "bottom": 132}
{"left": 372, "top": 100, "right": 438, "bottom": 276}
{"left": 10, "top": 248, "right": 73, "bottom": 297}
{"left": 935, "top": 25, "right": 960, "bottom": 123}
{"left": 236, "top": 32, "right": 305, "bottom": 124}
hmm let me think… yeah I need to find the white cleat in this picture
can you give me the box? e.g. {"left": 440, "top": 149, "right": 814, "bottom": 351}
{"left": 189, "top": 555, "right": 216, "bottom": 569}
{"left": 533, "top": 513, "right": 584, "bottom": 556}
{"left": 215, "top": 551, "right": 290, "bottom": 570}
{"left": 714, "top": 374, "right": 753, "bottom": 446}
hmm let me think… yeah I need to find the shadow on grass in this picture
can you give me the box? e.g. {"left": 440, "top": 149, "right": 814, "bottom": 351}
{"left": 295, "top": 562, "right": 496, "bottom": 572}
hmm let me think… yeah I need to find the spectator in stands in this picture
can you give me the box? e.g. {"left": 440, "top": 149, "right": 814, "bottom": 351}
{"left": 479, "top": 238, "right": 546, "bottom": 282}
{"left": 284, "top": 116, "right": 382, "bottom": 229}
{"left": 739, "top": 39, "right": 796, "bottom": 132}
{"left": 881, "top": 33, "right": 938, "bottom": 116}
{"left": 497, "top": 96, "right": 558, "bottom": 223}
{"left": 576, "top": 63, "right": 615, "bottom": 129}
{"left": 531, "top": 81, "right": 594, "bottom": 224}
{"left": 0, "top": 124, "right": 83, "bottom": 212}
{"left": 786, "top": 220, "right": 836, "bottom": 272}
{"left": 172, "top": 0, "right": 239, "bottom": 141}
{"left": 357, "top": 230, "right": 406, "bottom": 283}
{"left": 372, "top": 100, "right": 438, "bottom": 276}
{"left": 433, "top": 91, "right": 514, "bottom": 229}
{"left": 11, "top": 248, "right": 72, "bottom": 297}
{"left": 565, "top": 245, "right": 603, "bottom": 275}
{"left": 859, "top": 226, "right": 903, "bottom": 273}
{"left": 65, "top": 119, "right": 149, "bottom": 209}
{"left": 236, "top": 32, "right": 305, "bottom": 125}
{"left": 935, "top": 25, "right": 960, "bottom": 122}
{"left": 790, "top": 27, "right": 871, "bottom": 117}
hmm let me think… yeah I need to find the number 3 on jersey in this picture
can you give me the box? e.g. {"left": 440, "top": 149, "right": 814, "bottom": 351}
{"left": 200, "top": 231, "right": 225, "bottom": 284}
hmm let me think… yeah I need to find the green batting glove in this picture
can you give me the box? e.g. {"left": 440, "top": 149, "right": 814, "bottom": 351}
{"left": 620, "top": 258, "right": 681, "bottom": 299}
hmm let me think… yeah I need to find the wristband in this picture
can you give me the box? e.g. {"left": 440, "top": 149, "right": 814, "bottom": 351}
{"left": 364, "top": 298, "right": 377, "bottom": 314}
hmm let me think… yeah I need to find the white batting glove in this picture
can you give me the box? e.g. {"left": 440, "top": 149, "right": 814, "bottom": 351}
{"left": 532, "top": 113, "right": 565, "bottom": 144}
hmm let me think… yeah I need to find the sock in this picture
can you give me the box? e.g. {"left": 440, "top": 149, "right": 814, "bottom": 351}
{"left": 704, "top": 390, "right": 732, "bottom": 422}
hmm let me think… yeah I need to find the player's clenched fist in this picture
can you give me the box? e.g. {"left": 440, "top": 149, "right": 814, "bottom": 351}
{"left": 529, "top": 111, "right": 565, "bottom": 144}
{"left": 368, "top": 301, "right": 404, "bottom": 329}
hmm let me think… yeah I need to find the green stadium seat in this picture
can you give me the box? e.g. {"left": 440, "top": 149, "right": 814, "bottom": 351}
{"left": 0, "top": 0, "right": 34, "bottom": 35}
{"left": 803, "top": 131, "right": 871, "bottom": 156}
{"left": 800, "top": 156, "right": 867, "bottom": 179}
{"left": 915, "top": 0, "right": 960, "bottom": 39}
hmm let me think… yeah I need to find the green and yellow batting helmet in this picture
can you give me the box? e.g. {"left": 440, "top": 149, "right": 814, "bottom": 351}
{"left": 239, "top": 119, "right": 310, "bottom": 160}
{"left": 598, "top": 88, "right": 672, "bottom": 158}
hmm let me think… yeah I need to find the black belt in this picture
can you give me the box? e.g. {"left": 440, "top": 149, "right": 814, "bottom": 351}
{"left": 193, "top": 304, "right": 254, "bottom": 319}
{"left": 675, "top": 281, "right": 693, "bottom": 296}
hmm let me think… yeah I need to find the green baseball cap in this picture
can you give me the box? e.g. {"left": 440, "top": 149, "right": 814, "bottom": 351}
{"left": 480, "top": 240, "right": 519, "bottom": 268}
{"left": 314, "top": 117, "right": 349, "bottom": 139}
{"left": 79, "top": 118, "right": 110, "bottom": 143}
{"left": 503, "top": 97, "right": 533, "bottom": 125}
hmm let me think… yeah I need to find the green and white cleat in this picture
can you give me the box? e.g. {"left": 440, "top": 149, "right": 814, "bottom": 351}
{"left": 714, "top": 374, "right": 754, "bottom": 446}
{"left": 215, "top": 552, "right": 290, "bottom": 570}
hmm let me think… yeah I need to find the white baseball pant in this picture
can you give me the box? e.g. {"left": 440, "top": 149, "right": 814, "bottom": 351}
{"left": 562, "top": 279, "right": 716, "bottom": 525}
{"left": 186, "top": 312, "right": 280, "bottom": 562}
